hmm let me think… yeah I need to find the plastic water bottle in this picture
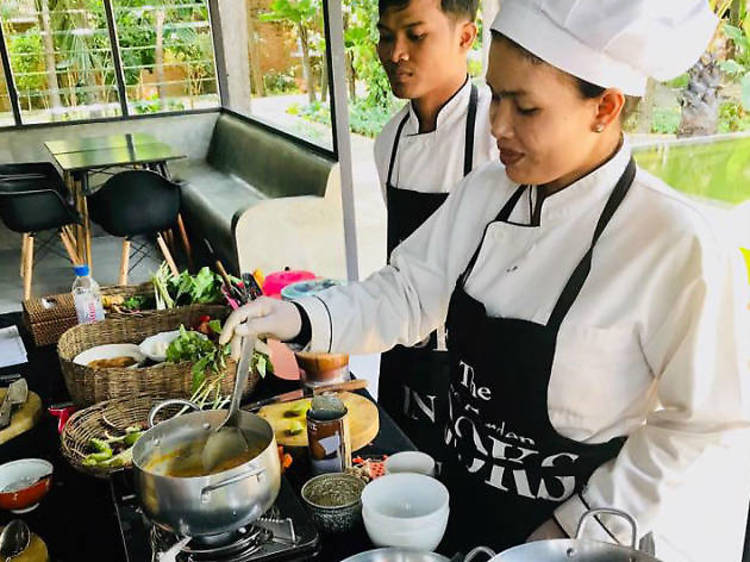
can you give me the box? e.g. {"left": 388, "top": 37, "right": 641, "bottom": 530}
{"left": 72, "top": 265, "right": 105, "bottom": 324}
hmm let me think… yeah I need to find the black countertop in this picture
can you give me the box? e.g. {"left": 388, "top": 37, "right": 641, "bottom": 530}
{"left": 0, "top": 312, "right": 415, "bottom": 561}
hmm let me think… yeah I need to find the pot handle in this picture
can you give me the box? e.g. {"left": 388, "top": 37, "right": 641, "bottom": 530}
{"left": 575, "top": 508, "right": 638, "bottom": 549}
{"left": 200, "top": 465, "right": 266, "bottom": 501}
{"left": 148, "top": 399, "right": 201, "bottom": 428}
{"left": 463, "top": 546, "right": 496, "bottom": 562}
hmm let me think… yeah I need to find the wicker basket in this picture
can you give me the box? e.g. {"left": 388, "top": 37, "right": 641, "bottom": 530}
{"left": 61, "top": 393, "right": 184, "bottom": 478}
{"left": 23, "top": 293, "right": 77, "bottom": 347}
{"left": 57, "top": 305, "right": 259, "bottom": 407}
{"left": 22, "top": 282, "right": 154, "bottom": 346}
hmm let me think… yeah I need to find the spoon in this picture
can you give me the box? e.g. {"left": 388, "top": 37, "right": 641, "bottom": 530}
{"left": 0, "top": 520, "right": 31, "bottom": 561}
{"left": 201, "top": 332, "right": 256, "bottom": 472}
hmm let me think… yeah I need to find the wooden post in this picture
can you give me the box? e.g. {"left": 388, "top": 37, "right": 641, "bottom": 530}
{"left": 23, "top": 235, "right": 34, "bottom": 301}
{"left": 119, "top": 238, "right": 131, "bottom": 286}
{"left": 176, "top": 213, "right": 194, "bottom": 271}
{"left": 156, "top": 233, "right": 179, "bottom": 277}
{"left": 20, "top": 233, "right": 29, "bottom": 277}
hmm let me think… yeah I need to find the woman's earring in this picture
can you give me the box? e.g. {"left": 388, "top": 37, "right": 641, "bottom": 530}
{"left": 594, "top": 124, "right": 605, "bottom": 133}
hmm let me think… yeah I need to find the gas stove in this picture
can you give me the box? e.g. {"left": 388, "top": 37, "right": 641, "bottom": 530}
{"left": 110, "top": 470, "right": 320, "bottom": 562}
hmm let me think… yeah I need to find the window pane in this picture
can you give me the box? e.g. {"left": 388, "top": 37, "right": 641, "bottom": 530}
{"left": 113, "top": 0, "right": 219, "bottom": 114}
{"left": 220, "top": 0, "right": 333, "bottom": 150}
{"left": 0, "top": 48, "right": 13, "bottom": 126}
{"left": 2, "top": 0, "right": 122, "bottom": 124}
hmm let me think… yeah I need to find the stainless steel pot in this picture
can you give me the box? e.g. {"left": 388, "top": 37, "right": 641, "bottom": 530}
{"left": 465, "top": 509, "right": 662, "bottom": 562}
{"left": 132, "top": 399, "right": 281, "bottom": 537}
{"left": 342, "top": 548, "right": 450, "bottom": 562}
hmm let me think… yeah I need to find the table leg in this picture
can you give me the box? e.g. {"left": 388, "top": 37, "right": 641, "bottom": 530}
{"left": 79, "top": 172, "right": 93, "bottom": 271}
{"left": 65, "top": 172, "right": 85, "bottom": 258}
{"left": 156, "top": 233, "right": 179, "bottom": 277}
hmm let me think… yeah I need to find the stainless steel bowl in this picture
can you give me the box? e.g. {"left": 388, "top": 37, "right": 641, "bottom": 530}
{"left": 342, "top": 548, "right": 450, "bottom": 562}
{"left": 132, "top": 399, "right": 281, "bottom": 537}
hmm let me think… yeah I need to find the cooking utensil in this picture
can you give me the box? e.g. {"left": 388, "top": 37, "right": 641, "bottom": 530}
{"left": 133, "top": 398, "right": 281, "bottom": 537}
{"left": 464, "top": 508, "right": 662, "bottom": 562}
{"left": 201, "top": 332, "right": 256, "bottom": 472}
{"left": 0, "top": 379, "right": 28, "bottom": 428}
{"left": 241, "top": 272, "right": 263, "bottom": 301}
{"left": 0, "top": 519, "right": 30, "bottom": 561}
{"left": 341, "top": 548, "right": 450, "bottom": 562}
{"left": 244, "top": 379, "right": 368, "bottom": 412}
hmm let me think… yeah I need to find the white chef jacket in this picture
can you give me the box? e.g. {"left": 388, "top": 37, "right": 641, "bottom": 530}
{"left": 374, "top": 78, "right": 498, "bottom": 200}
{"left": 298, "top": 138, "right": 750, "bottom": 561}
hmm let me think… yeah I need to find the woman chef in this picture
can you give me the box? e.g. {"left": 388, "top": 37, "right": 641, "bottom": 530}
{"left": 222, "top": 1, "right": 750, "bottom": 559}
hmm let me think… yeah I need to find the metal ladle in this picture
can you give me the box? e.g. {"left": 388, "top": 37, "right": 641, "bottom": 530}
{"left": 0, "top": 519, "right": 31, "bottom": 561}
{"left": 201, "top": 332, "right": 256, "bottom": 472}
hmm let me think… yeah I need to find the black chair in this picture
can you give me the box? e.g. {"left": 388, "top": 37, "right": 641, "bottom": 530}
{"left": 87, "top": 170, "right": 182, "bottom": 285}
{"left": 0, "top": 162, "right": 82, "bottom": 300}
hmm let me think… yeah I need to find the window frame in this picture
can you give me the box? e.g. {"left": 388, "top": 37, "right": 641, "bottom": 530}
{"left": 0, "top": 0, "right": 339, "bottom": 160}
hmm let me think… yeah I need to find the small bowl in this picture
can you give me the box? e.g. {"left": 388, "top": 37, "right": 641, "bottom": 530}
{"left": 0, "top": 459, "right": 53, "bottom": 513}
{"left": 137, "top": 330, "right": 209, "bottom": 363}
{"left": 301, "top": 473, "right": 366, "bottom": 534}
{"left": 385, "top": 451, "right": 436, "bottom": 477}
{"left": 361, "top": 473, "right": 449, "bottom": 550}
{"left": 280, "top": 278, "right": 343, "bottom": 301}
{"left": 73, "top": 343, "right": 145, "bottom": 369}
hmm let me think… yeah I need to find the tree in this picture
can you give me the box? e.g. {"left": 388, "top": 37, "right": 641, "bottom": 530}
{"left": 38, "top": 0, "right": 62, "bottom": 112}
{"left": 677, "top": 0, "right": 733, "bottom": 137}
{"left": 260, "top": 0, "right": 321, "bottom": 103}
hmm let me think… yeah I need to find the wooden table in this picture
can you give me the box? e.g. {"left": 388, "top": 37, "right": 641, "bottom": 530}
{"left": 44, "top": 133, "right": 186, "bottom": 271}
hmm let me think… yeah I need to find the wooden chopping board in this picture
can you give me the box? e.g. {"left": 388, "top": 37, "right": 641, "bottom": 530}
{"left": 257, "top": 391, "right": 379, "bottom": 451}
{"left": 0, "top": 527, "right": 48, "bottom": 562}
{"left": 0, "top": 389, "right": 42, "bottom": 446}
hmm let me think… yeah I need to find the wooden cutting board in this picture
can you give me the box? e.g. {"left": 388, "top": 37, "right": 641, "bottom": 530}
{"left": 257, "top": 391, "right": 379, "bottom": 451}
{"left": 0, "top": 527, "right": 48, "bottom": 562}
{"left": 0, "top": 389, "right": 42, "bottom": 446}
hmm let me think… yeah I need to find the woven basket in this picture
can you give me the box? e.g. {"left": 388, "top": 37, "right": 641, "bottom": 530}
{"left": 57, "top": 305, "right": 258, "bottom": 407}
{"left": 61, "top": 393, "right": 184, "bottom": 478}
{"left": 22, "top": 282, "right": 154, "bottom": 346}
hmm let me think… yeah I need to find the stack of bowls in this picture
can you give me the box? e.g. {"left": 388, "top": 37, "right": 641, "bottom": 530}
{"left": 361, "top": 473, "right": 449, "bottom": 551}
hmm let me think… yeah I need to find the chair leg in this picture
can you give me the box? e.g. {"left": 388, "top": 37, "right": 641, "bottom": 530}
{"left": 60, "top": 230, "right": 80, "bottom": 265}
{"left": 23, "top": 235, "right": 34, "bottom": 301}
{"left": 119, "top": 238, "right": 131, "bottom": 286}
{"left": 20, "top": 233, "right": 29, "bottom": 278}
{"left": 176, "top": 213, "right": 194, "bottom": 272}
{"left": 156, "top": 233, "right": 179, "bottom": 277}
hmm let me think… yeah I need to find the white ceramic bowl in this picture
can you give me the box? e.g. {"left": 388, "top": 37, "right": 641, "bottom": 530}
{"left": 385, "top": 451, "right": 436, "bottom": 477}
{"left": 363, "top": 505, "right": 449, "bottom": 551}
{"left": 73, "top": 344, "right": 145, "bottom": 369}
{"left": 361, "top": 473, "right": 450, "bottom": 551}
{"left": 138, "top": 330, "right": 181, "bottom": 362}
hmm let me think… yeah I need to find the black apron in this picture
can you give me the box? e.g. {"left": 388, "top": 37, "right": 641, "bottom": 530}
{"left": 379, "top": 84, "right": 478, "bottom": 461}
{"left": 441, "top": 159, "right": 636, "bottom": 554}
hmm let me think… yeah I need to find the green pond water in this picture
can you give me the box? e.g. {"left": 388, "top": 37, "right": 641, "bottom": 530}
{"left": 633, "top": 135, "right": 750, "bottom": 206}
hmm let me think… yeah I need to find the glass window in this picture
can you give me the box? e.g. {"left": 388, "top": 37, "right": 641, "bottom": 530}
{"left": 112, "top": 0, "right": 219, "bottom": 114}
{"left": 220, "top": 0, "right": 333, "bottom": 150}
{"left": 1, "top": 0, "right": 122, "bottom": 124}
{"left": 0, "top": 46, "right": 13, "bottom": 126}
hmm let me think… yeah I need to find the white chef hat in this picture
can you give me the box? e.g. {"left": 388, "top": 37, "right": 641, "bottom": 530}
{"left": 490, "top": 0, "right": 719, "bottom": 96}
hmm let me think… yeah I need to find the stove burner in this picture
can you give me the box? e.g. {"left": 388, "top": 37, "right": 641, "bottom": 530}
{"left": 151, "top": 525, "right": 272, "bottom": 562}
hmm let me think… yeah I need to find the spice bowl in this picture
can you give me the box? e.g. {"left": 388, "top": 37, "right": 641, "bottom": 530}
{"left": 301, "top": 472, "right": 366, "bottom": 533}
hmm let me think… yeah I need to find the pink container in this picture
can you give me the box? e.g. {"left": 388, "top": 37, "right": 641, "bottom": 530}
{"left": 262, "top": 270, "right": 316, "bottom": 299}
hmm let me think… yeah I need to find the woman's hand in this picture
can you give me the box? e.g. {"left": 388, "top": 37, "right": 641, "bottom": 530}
{"left": 219, "top": 297, "right": 302, "bottom": 359}
{"left": 526, "top": 518, "right": 567, "bottom": 542}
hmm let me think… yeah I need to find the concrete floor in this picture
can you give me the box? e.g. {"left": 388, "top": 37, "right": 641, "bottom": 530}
{"left": 0, "top": 224, "right": 161, "bottom": 315}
